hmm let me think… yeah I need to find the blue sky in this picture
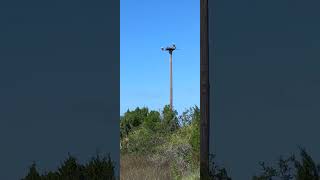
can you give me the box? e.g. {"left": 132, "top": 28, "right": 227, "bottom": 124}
{"left": 120, "top": 0, "right": 199, "bottom": 115}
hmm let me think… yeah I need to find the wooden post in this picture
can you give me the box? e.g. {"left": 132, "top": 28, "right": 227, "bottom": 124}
{"left": 200, "top": 0, "right": 210, "bottom": 178}
{"left": 170, "top": 51, "right": 173, "bottom": 110}
{"left": 162, "top": 45, "right": 176, "bottom": 111}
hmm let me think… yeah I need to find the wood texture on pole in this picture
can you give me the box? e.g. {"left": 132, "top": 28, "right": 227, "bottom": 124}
{"left": 200, "top": 0, "right": 209, "bottom": 178}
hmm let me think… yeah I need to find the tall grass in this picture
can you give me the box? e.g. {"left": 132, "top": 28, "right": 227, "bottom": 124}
{"left": 120, "top": 154, "right": 172, "bottom": 180}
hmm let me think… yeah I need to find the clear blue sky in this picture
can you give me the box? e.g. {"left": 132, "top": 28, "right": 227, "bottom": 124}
{"left": 120, "top": 0, "right": 199, "bottom": 115}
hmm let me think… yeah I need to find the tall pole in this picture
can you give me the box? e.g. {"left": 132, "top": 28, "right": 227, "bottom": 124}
{"left": 161, "top": 44, "right": 176, "bottom": 111}
{"left": 170, "top": 51, "right": 173, "bottom": 110}
{"left": 200, "top": 0, "right": 209, "bottom": 178}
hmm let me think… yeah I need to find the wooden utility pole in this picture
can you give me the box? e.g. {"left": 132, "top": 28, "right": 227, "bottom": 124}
{"left": 200, "top": 0, "right": 209, "bottom": 178}
{"left": 170, "top": 51, "right": 173, "bottom": 110}
{"left": 161, "top": 44, "right": 176, "bottom": 110}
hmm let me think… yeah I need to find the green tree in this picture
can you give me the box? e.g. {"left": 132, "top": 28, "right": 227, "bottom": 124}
{"left": 252, "top": 161, "right": 280, "bottom": 180}
{"left": 22, "top": 153, "right": 116, "bottom": 180}
{"left": 83, "top": 153, "right": 115, "bottom": 180}
{"left": 22, "top": 162, "right": 41, "bottom": 180}
{"left": 41, "top": 171, "right": 60, "bottom": 180}
{"left": 120, "top": 107, "right": 149, "bottom": 138}
{"left": 56, "top": 154, "right": 84, "bottom": 180}
{"left": 142, "top": 110, "right": 161, "bottom": 131}
{"left": 189, "top": 106, "right": 200, "bottom": 154}
{"left": 295, "top": 148, "right": 320, "bottom": 180}
{"left": 161, "top": 105, "right": 179, "bottom": 132}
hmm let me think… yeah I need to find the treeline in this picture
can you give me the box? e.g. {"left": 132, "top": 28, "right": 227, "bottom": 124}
{"left": 205, "top": 147, "right": 320, "bottom": 180}
{"left": 120, "top": 105, "right": 200, "bottom": 179}
{"left": 21, "top": 153, "right": 116, "bottom": 180}
{"left": 119, "top": 105, "right": 320, "bottom": 180}
{"left": 21, "top": 103, "right": 320, "bottom": 179}
{"left": 252, "top": 147, "right": 320, "bottom": 180}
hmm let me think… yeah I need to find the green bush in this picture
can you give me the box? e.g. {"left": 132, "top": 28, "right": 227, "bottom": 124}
{"left": 125, "top": 127, "right": 160, "bottom": 154}
{"left": 189, "top": 106, "right": 200, "bottom": 164}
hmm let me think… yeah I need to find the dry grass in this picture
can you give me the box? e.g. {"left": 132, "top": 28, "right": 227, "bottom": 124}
{"left": 120, "top": 154, "right": 172, "bottom": 180}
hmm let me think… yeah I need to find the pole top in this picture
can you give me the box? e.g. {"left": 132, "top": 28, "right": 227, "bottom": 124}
{"left": 161, "top": 44, "right": 176, "bottom": 53}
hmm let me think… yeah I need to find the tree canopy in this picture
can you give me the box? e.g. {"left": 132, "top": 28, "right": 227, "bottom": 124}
{"left": 22, "top": 153, "right": 115, "bottom": 180}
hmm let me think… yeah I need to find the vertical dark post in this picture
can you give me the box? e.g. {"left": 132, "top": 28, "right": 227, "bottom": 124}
{"left": 200, "top": 0, "right": 209, "bottom": 178}
{"left": 170, "top": 51, "right": 173, "bottom": 110}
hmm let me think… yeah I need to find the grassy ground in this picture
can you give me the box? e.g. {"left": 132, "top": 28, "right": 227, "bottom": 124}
{"left": 120, "top": 154, "right": 172, "bottom": 180}
{"left": 120, "top": 154, "right": 199, "bottom": 180}
{"left": 181, "top": 170, "right": 200, "bottom": 180}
